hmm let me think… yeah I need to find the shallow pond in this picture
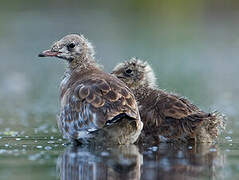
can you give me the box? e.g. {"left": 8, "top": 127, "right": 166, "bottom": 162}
{"left": 0, "top": 135, "right": 235, "bottom": 180}
{"left": 0, "top": 0, "right": 239, "bottom": 179}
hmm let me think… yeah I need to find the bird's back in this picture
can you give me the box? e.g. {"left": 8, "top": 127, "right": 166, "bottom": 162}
{"left": 137, "top": 88, "right": 213, "bottom": 142}
{"left": 59, "top": 66, "right": 142, "bottom": 144}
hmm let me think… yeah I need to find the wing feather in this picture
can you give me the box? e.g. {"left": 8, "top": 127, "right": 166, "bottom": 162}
{"left": 60, "top": 76, "right": 138, "bottom": 139}
{"left": 156, "top": 94, "right": 199, "bottom": 119}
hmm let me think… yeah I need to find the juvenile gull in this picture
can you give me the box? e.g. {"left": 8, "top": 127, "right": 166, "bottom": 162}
{"left": 38, "top": 34, "right": 143, "bottom": 145}
{"left": 112, "top": 58, "right": 226, "bottom": 143}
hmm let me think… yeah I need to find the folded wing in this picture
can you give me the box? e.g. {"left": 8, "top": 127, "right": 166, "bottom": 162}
{"left": 59, "top": 76, "right": 139, "bottom": 139}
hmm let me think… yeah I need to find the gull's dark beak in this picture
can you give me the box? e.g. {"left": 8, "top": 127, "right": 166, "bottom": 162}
{"left": 38, "top": 49, "right": 60, "bottom": 57}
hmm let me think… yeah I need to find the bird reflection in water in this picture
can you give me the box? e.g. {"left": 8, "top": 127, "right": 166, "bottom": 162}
{"left": 141, "top": 143, "right": 225, "bottom": 180}
{"left": 57, "top": 143, "right": 225, "bottom": 180}
{"left": 57, "top": 145, "right": 143, "bottom": 180}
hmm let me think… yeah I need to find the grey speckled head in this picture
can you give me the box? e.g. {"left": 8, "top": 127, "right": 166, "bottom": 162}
{"left": 38, "top": 34, "right": 95, "bottom": 62}
{"left": 112, "top": 57, "right": 157, "bottom": 89}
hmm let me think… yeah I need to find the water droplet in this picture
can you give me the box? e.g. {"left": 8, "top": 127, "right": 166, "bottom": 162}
{"left": 101, "top": 152, "right": 109, "bottom": 156}
{"left": 47, "top": 141, "right": 55, "bottom": 144}
{"left": 44, "top": 146, "right": 52, "bottom": 150}
{"left": 5, "top": 144, "right": 9, "bottom": 147}
{"left": 36, "top": 145, "right": 43, "bottom": 149}
{"left": 16, "top": 138, "right": 21, "bottom": 141}
{"left": 188, "top": 146, "right": 192, "bottom": 150}
{"left": 50, "top": 136, "right": 54, "bottom": 139}
{"left": 225, "top": 136, "right": 231, "bottom": 140}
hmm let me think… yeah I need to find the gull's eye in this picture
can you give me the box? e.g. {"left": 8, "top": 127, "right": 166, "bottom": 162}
{"left": 125, "top": 69, "right": 132, "bottom": 74}
{"left": 67, "top": 43, "right": 75, "bottom": 50}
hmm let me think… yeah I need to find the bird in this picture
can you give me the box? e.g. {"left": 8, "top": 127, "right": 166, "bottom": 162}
{"left": 112, "top": 58, "right": 226, "bottom": 143}
{"left": 38, "top": 34, "right": 143, "bottom": 145}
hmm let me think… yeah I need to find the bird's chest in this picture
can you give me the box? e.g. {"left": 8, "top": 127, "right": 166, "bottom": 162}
{"left": 60, "top": 74, "right": 71, "bottom": 108}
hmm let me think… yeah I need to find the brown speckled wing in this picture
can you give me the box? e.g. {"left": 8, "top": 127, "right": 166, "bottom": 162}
{"left": 151, "top": 93, "right": 211, "bottom": 140}
{"left": 60, "top": 76, "right": 138, "bottom": 138}
{"left": 157, "top": 94, "right": 197, "bottom": 119}
{"left": 177, "top": 96, "right": 201, "bottom": 112}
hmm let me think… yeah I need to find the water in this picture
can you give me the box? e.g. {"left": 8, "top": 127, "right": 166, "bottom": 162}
{"left": 0, "top": 138, "right": 229, "bottom": 180}
{"left": 0, "top": 0, "right": 239, "bottom": 179}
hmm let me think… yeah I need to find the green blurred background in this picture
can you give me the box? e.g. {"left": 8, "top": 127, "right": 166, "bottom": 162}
{"left": 0, "top": 0, "right": 238, "bottom": 179}
{"left": 0, "top": 0, "right": 238, "bottom": 134}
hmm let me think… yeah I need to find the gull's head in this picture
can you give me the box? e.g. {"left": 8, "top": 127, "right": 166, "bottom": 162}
{"left": 38, "top": 34, "right": 95, "bottom": 62}
{"left": 112, "top": 58, "right": 157, "bottom": 90}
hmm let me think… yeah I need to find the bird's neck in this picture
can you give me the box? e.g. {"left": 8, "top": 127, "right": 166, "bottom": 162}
{"left": 62, "top": 59, "right": 99, "bottom": 90}
{"left": 66, "top": 55, "right": 96, "bottom": 73}
{"left": 60, "top": 56, "right": 101, "bottom": 100}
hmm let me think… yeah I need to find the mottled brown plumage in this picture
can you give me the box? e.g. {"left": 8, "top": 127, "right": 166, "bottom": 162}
{"left": 38, "top": 34, "right": 143, "bottom": 144}
{"left": 112, "top": 58, "right": 226, "bottom": 143}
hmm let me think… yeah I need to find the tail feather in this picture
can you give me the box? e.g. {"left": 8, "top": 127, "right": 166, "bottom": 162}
{"left": 181, "top": 113, "right": 207, "bottom": 135}
{"left": 205, "top": 111, "right": 227, "bottom": 139}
